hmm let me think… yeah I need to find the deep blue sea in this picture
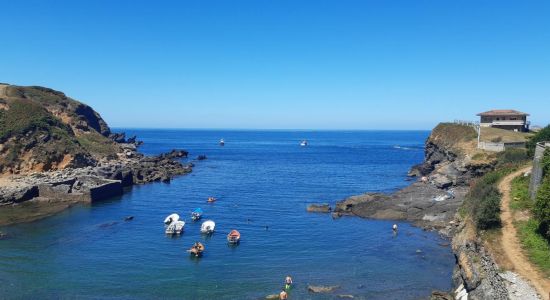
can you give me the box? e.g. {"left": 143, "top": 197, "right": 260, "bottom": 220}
{"left": 0, "top": 130, "right": 454, "bottom": 300}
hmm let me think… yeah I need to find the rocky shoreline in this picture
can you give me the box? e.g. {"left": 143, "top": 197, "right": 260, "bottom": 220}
{"left": 0, "top": 145, "right": 193, "bottom": 226}
{"left": 324, "top": 124, "right": 541, "bottom": 300}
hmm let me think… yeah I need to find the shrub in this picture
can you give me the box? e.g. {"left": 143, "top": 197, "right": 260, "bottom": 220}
{"left": 475, "top": 189, "right": 502, "bottom": 229}
{"left": 517, "top": 219, "right": 550, "bottom": 277}
{"left": 534, "top": 177, "right": 550, "bottom": 240}
{"left": 527, "top": 125, "right": 550, "bottom": 157}
{"left": 496, "top": 148, "right": 528, "bottom": 167}
{"left": 464, "top": 169, "right": 509, "bottom": 230}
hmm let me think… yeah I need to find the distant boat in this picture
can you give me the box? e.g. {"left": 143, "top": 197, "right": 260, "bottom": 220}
{"left": 219, "top": 139, "right": 225, "bottom": 146}
{"left": 300, "top": 140, "right": 308, "bottom": 147}
{"left": 207, "top": 197, "right": 217, "bottom": 203}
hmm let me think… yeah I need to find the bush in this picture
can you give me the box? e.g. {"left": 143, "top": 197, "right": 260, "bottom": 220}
{"left": 496, "top": 148, "right": 528, "bottom": 167}
{"left": 527, "top": 125, "right": 550, "bottom": 157}
{"left": 534, "top": 177, "right": 550, "bottom": 240}
{"left": 475, "top": 190, "right": 502, "bottom": 229}
{"left": 464, "top": 169, "right": 509, "bottom": 230}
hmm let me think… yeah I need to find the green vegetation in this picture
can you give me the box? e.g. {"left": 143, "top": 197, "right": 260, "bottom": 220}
{"left": 496, "top": 148, "right": 529, "bottom": 168}
{"left": 517, "top": 219, "right": 550, "bottom": 277}
{"left": 534, "top": 177, "right": 550, "bottom": 240}
{"left": 510, "top": 175, "right": 532, "bottom": 211}
{"left": 464, "top": 168, "right": 514, "bottom": 230}
{"left": 77, "top": 132, "right": 119, "bottom": 159}
{"left": 432, "top": 123, "right": 477, "bottom": 145}
{"left": 0, "top": 99, "right": 67, "bottom": 142}
{"left": 527, "top": 125, "right": 550, "bottom": 157}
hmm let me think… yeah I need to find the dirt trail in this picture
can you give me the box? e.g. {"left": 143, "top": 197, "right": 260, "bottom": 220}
{"left": 500, "top": 166, "right": 550, "bottom": 300}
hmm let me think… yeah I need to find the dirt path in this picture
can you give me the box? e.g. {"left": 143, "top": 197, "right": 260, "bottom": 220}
{"left": 500, "top": 166, "right": 550, "bottom": 300}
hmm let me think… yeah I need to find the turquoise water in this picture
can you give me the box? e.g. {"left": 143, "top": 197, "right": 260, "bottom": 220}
{"left": 0, "top": 130, "right": 454, "bottom": 299}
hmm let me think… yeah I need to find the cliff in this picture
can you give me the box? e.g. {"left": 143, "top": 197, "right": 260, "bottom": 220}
{"left": 0, "top": 84, "right": 120, "bottom": 174}
{"left": 335, "top": 123, "right": 497, "bottom": 231}
{"left": 336, "top": 123, "right": 538, "bottom": 299}
{"left": 0, "top": 84, "right": 194, "bottom": 224}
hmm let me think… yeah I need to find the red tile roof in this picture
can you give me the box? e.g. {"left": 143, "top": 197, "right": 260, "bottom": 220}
{"left": 477, "top": 109, "right": 529, "bottom": 116}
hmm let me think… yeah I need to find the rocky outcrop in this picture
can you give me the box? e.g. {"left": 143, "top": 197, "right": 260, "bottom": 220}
{"left": 335, "top": 124, "right": 495, "bottom": 233}
{"left": 451, "top": 221, "right": 509, "bottom": 300}
{"left": 306, "top": 203, "right": 331, "bottom": 213}
{"left": 307, "top": 285, "right": 340, "bottom": 293}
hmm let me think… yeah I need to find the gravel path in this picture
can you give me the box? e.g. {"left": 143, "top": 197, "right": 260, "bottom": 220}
{"left": 499, "top": 167, "right": 550, "bottom": 300}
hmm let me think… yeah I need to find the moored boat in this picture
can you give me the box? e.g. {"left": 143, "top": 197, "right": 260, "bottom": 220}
{"left": 164, "top": 213, "right": 180, "bottom": 225}
{"left": 227, "top": 229, "right": 241, "bottom": 244}
{"left": 200, "top": 220, "right": 216, "bottom": 234}
{"left": 191, "top": 208, "right": 203, "bottom": 221}
{"left": 165, "top": 220, "right": 185, "bottom": 235}
{"left": 187, "top": 242, "right": 205, "bottom": 257}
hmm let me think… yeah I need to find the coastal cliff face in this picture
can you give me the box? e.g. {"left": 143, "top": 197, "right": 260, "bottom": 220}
{"left": 0, "top": 84, "right": 193, "bottom": 223}
{"left": 0, "top": 84, "right": 120, "bottom": 174}
{"left": 335, "top": 123, "right": 496, "bottom": 231}
{"left": 335, "top": 123, "right": 517, "bottom": 299}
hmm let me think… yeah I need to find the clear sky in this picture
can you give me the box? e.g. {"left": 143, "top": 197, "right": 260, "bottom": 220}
{"left": 1, "top": 0, "right": 549, "bottom": 129}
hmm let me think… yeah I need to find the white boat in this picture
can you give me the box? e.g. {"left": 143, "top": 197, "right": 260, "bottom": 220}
{"left": 164, "top": 213, "right": 180, "bottom": 225}
{"left": 165, "top": 220, "right": 185, "bottom": 235}
{"left": 300, "top": 140, "right": 308, "bottom": 147}
{"left": 200, "top": 220, "right": 216, "bottom": 234}
{"left": 219, "top": 139, "right": 225, "bottom": 146}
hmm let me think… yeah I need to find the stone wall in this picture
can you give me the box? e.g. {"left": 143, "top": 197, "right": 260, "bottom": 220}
{"left": 529, "top": 142, "right": 550, "bottom": 199}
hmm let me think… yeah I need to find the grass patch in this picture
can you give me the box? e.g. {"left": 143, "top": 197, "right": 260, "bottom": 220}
{"left": 517, "top": 219, "right": 550, "bottom": 277}
{"left": 77, "top": 132, "right": 119, "bottom": 158}
{"left": 510, "top": 174, "right": 532, "bottom": 211}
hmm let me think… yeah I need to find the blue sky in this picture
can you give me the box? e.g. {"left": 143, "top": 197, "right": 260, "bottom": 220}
{"left": 1, "top": 0, "right": 549, "bottom": 129}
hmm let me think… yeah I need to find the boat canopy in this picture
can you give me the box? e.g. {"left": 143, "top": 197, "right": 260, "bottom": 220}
{"left": 193, "top": 208, "right": 203, "bottom": 215}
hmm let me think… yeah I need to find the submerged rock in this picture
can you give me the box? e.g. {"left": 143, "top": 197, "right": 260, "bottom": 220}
{"left": 306, "top": 203, "right": 331, "bottom": 213}
{"left": 307, "top": 285, "right": 340, "bottom": 293}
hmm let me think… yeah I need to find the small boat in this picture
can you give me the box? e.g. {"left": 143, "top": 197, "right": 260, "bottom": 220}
{"left": 300, "top": 140, "right": 308, "bottom": 147}
{"left": 164, "top": 213, "right": 180, "bottom": 225}
{"left": 227, "top": 229, "right": 241, "bottom": 244}
{"left": 187, "top": 242, "right": 205, "bottom": 257}
{"left": 207, "top": 197, "right": 217, "bottom": 203}
{"left": 191, "top": 208, "right": 203, "bottom": 221}
{"left": 219, "top": 139, "right": 225, "bottom": 146}
{"left": 200, "top": 220, "right": 216, "bottom": 234}
{"left": 165, "top": 220, "right": 185, "bottom": 235}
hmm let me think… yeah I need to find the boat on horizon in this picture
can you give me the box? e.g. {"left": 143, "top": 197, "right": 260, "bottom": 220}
{"left": 300, "top": 140, "right": 308, "bottom": 147}
{"left": 219, "top": 139, "right": 225, "bottom": 146}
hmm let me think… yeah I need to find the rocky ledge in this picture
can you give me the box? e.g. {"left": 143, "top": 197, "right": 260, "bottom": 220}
{"left": 0, "top": 147, "right": 192, "bottom": 225}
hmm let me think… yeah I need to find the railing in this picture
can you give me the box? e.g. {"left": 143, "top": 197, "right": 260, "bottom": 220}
{"left": 453, "top": 120, "right": 479, "bottom": 127}
{"left": 484, "top": 120, "right": 528, "bottom": 126}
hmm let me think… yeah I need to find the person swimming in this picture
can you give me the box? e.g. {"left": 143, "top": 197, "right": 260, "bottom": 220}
{"left": 284, "top": 276, "right": 293, "bottom": 290}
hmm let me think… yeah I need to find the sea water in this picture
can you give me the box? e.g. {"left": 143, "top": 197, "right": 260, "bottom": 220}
{"left": 0, "top": 130, "right": 454, "bottom": 299}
